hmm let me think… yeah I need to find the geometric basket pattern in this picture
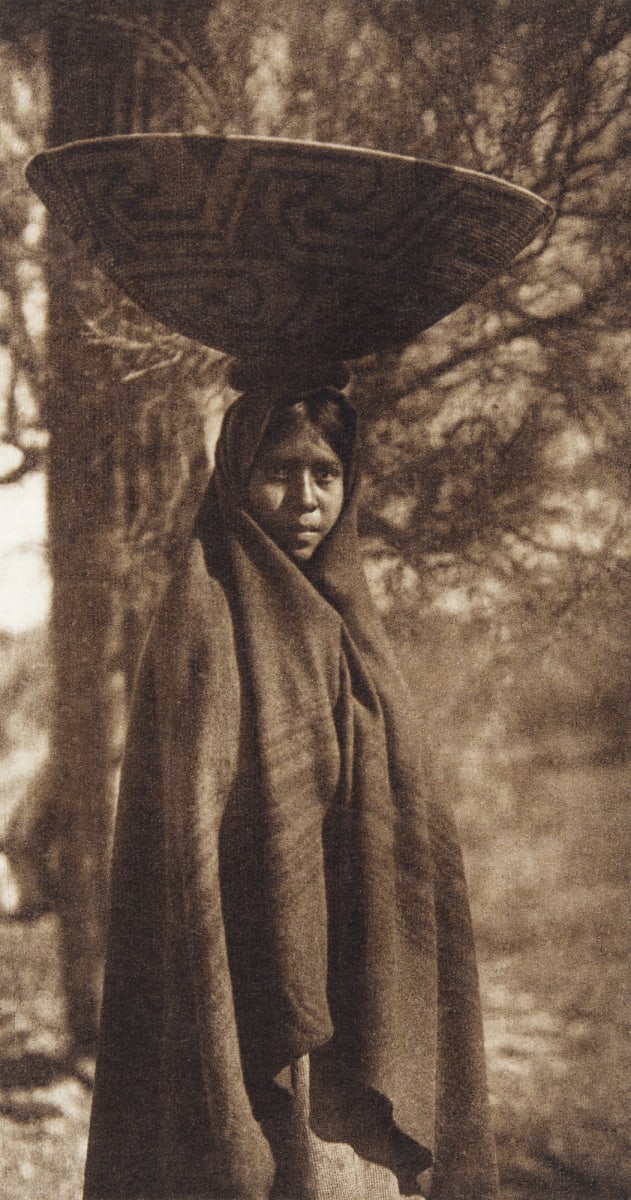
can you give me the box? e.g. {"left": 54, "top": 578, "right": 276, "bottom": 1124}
{"left": 26, "top": 133, "right": 553, "bottom": 366}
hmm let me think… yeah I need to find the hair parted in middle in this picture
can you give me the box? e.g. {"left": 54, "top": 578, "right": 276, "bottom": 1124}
{"left": 252, "top": 388, "right": 357, "bottom": 486}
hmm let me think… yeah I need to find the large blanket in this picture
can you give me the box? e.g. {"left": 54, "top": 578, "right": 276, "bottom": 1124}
{"left": 83, "top": 391, "right": 498, "bottom": 1200}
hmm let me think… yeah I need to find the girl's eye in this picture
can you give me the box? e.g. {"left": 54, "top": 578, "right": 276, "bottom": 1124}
{"left": 315, "top": 466, "right": 342, "bottom": 485}
{"left": 261, "top": 466, "right": 288, "bottom": 483}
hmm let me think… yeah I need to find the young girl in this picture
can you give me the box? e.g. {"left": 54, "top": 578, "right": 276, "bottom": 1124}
{"left": 83, "top": 379, "right": 498, "bottom": 1200}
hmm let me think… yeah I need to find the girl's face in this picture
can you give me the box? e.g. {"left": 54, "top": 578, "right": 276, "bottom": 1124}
{"left": 247, "top": 422, "right": 345, "bottom": 562}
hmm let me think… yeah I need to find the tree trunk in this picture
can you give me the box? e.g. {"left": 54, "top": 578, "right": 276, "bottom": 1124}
{"left": 44, "top": 4, "right": 164, "bottom": 1052}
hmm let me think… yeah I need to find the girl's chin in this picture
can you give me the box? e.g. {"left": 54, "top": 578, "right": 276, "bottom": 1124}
{"left": 285, "top": 542, "right": 318, "bottom": 563}
{"left": 276, "top": 531, "right": 322, "bottom": 561}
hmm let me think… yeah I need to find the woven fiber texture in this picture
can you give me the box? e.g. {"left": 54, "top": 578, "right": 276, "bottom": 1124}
{"left": 27, "top": 134, "right": 552, "bottom": 364}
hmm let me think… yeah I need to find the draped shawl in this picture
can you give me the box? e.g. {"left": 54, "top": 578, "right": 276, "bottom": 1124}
{"left": 83, "top": 390, "right": 498, "bottom": 1200}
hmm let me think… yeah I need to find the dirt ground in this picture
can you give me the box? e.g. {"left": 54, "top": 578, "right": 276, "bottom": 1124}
{"left": 0, "top": 763, "right": 629, "bottom": 1199}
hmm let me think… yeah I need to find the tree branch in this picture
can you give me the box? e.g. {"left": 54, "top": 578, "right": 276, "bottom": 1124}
{"left": 0, "top": 440, "right": 47, "bottom": 484}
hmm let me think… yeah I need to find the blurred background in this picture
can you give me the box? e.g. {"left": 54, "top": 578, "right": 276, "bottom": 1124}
{"left": 0, "top": 2, "right": 629, "bottom": 1197}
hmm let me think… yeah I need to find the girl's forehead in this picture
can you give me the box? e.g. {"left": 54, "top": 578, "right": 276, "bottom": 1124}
{"left": 257, "top": 422, "right": 342, "bottom": 462}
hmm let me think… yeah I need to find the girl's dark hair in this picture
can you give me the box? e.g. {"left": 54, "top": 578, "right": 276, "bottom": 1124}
{"left": 258, "top": 389, "right": 356, "bottom": 478}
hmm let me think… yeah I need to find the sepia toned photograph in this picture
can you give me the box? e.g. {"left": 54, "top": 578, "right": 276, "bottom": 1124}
{"left": 0, "top": 3, "right": 629, "bottom": 1198}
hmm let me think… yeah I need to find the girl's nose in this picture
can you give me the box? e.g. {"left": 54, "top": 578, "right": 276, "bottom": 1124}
{"left": 298, "top": 471, "right": 318, "bottom": 509}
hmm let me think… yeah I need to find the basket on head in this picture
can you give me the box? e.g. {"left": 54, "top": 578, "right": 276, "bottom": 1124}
{"left": 26, "top": 133, "right": 553, "bottom": 371}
